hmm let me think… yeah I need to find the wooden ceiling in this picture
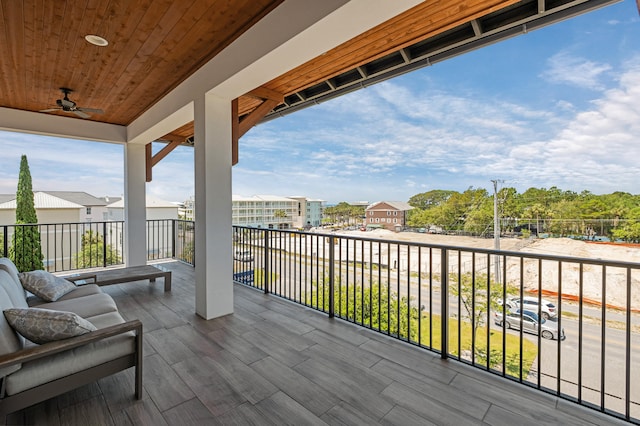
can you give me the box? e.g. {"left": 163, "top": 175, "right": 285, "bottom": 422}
{"left": 0, "top": 0, "right": 616, "bottom": 146}
{"left": 0, "top": 0, "right": 282, "bottom": 125}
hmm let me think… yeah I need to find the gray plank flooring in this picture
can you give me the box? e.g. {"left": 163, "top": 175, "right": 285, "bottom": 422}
{"left": 5, "top": 261, "right": 629, "bottom": 425}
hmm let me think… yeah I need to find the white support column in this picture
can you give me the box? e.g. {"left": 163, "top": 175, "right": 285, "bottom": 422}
{"left": 124, "top": 143, "right": 147, "bottom": 267}
{"left": 194, "top": 93, "right": 233, "bottom": 319}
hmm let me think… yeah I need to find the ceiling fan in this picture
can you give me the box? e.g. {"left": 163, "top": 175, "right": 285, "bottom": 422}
{"left": 40, "top": 88, "right": 104, "bottom": 119}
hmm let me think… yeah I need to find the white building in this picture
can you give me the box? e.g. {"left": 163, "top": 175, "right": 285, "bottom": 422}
{"left": 287, "top": 196, "right": 325, "bottom": 228}
{"left": 232, "top": 195, "right": 297, "bottom": 229}
{"left": 179, "top": 196, "right": 195, "bottom": 221}
{"left": 106, "top": 195, "right": 179, "bottom": 221}
{"left": 106, "top": 195, "right": 179, "bottom": 259}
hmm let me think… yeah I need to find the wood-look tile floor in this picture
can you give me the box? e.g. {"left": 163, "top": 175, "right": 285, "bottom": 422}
{"left": 5, "top": 261, "right": 627, "bottom": 425}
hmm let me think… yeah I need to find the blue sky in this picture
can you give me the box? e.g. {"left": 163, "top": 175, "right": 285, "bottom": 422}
{"left": 0, "top": 1, "right": 638, "bottom": 204}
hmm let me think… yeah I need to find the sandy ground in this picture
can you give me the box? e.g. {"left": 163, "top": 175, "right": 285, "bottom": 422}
{"left": 334, "top": 229, "right": 640, "bottom": 310}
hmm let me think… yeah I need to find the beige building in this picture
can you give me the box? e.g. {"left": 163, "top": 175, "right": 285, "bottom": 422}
{"left": 0, "top": 192, "right": 109, "bottom": 269}
{"left": 0, "top": 191, "right": 108, "bottom": 225}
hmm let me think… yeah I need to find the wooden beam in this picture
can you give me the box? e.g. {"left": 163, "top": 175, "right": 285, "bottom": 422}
{"left": 246, "top": 87, "right": 284, "bottom": 103}
{"left": 145, "top": 143, "right": 152, "bottom": 182}
{"left": 238, "top": 99, "right": 279, "bottom": 138}
{"left": 232, "top": 98, "right": 239, "bottom": 166}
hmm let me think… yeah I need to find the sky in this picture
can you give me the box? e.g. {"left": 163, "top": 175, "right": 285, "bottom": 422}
{"left": 0, "top": 1, "right": 638, "bottom": 205}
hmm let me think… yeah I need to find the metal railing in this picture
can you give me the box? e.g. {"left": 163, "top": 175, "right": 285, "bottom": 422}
{"left": 0, "top": 219, "right": 195, "bottom": 272}
{"left": 1, "top": 221, "right": 125, "bottom": 272}
{"left": 2, "top": 219, "right": 637, "bottom": 422}
{"left": 232, "top": 225, "right": 640, "bottom": 424}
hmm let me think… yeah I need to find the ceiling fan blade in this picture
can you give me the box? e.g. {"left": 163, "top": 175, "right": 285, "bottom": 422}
{"left": 77, "top": 107, "right": 104, "bottom": 114}
{"left": 39, "top": 108, "right": 61, "bottom": 112}
{"left": 72, "top": 110, "right": 91, "bottom": 119}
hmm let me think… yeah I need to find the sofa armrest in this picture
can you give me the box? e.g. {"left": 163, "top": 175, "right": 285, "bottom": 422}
{"left": 0, "top": 320, "right": 142, "bottom": 372}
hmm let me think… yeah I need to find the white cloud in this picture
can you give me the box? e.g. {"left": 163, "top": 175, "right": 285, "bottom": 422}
{"left": 542, "top": 52, "right": 612, "bottom": 90}
{"left": 501, "top": 61, "right": 640, "bottom": 191}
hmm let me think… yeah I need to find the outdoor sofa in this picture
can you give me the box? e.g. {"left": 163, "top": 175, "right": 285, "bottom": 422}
{"left": 0, "top": 257, "right": 142, "bottom": 418}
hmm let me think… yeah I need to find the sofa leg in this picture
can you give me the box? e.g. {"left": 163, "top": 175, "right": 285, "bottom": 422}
{"left": 135, "top": 326, "right": 143, "bottom": 400}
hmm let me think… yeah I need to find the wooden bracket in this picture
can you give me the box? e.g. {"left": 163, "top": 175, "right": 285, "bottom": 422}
{"left": 232, "top": 87, "right": 283, "bottom": 166}
{"left": 232, "top": 98, "right": 239, "bottom": 165}
{"left": 145, "top": 139, "right": 183, "bottom": 182}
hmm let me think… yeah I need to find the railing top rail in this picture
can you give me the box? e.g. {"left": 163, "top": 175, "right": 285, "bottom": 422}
{"left": 7, "top": 221, "right": 125, "bottom": 226}
{"left": 233, "top": 225, "right": 640, "bottom": 270}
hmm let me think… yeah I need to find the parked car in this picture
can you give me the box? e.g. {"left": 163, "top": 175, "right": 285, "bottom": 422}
{"left": 505, "top": 296, "right": 557, "bottom": 319}
{"left": 494, "top": 309, "right": 565, "bottom": 340}
{"left": 234, "top": 250, "right": 254, "bottom": 262}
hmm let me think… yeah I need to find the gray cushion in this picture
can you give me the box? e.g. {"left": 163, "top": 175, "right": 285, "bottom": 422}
{"left": 0, "top": 265, "right": 28, "bottom": 308}
{"left": 39, "top": 293, "right": 118, "bottom": 318}
{"left": 18, "top": 270, "right": 77, "bottom": 302}
{"left": 5, "top": 311, "right": 134, "bottom": 396}
{"left": 28, "top": 284, "right": 102, "bottom": 307}
{"left": 3, "top": 307, "right": 97, "bottom": 344}
{"left": 0, "top": 283, "right": 24, "bottom": 377}
{"left": 0, "top": 258, "right": 24, "bottom": 292}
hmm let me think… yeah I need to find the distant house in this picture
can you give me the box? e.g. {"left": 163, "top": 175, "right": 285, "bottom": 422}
{"left": 106, "top": 195, "right": 178, "bottom": 221}
{"left": 0, "top": 191, "right": 107, "bottom": 225}
{"left": 365, "top": 201, "right": 413, "bottom": 231}
{"left": 42, "top": 191, "right": 109, "bottom": 222}
{"left": 106, "top": 195, "right": 178, "bottom": 259}
{"left": 0, "top": 191, "right": 110, "bottom": 269}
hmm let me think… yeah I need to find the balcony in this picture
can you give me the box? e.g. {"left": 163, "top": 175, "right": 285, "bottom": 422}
{"left": 2, "top": 222, "right": 637, "bottom": 424}
{"left": 5, "top": 260, "right": 627, "bottom": 425}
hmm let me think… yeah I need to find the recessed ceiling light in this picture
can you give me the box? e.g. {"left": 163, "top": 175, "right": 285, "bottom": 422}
{"left": 85, "top": 34, "right": 108, "bottom": 47}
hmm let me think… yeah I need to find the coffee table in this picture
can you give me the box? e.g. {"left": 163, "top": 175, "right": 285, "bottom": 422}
{"left": 65, "top": 265, "right": 171, "bottom": 292}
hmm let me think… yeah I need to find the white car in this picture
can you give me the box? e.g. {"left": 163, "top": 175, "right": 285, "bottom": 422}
{"left": 506, "top": 296, "right": 557, "bottom": 320}
{"left": 233, "top": 250, "right": 254, "bottom": 262}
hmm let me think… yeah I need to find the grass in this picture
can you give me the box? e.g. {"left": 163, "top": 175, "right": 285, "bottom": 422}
{"left": 417, "top": 314, "right": 538, "bottom": 378}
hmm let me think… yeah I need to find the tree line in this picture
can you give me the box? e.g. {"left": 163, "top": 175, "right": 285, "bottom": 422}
{"left": 323, "top": 202, "right": 366, "bottom": 226}
{"left": 405, "top": 187, "right": 640, "bottom": 241}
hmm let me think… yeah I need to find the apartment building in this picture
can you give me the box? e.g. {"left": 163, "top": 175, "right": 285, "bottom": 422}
{"left": 232, "top": 195, "right": 297, "bottom": 229}
{"left": 231, "top": 195, "right": 325, "bottom": 229}
{"left": 287, "top": 196, "right": 325, "bottom": 229}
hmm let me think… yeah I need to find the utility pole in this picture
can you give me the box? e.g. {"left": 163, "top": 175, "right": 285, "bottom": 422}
{"left": 491, "top": 179, "right": 502, "bottom": 284}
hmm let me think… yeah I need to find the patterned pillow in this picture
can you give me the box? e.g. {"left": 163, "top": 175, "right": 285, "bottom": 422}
{"left": 3, "top": 308, "right": 96, "bottom": 344}
{"left": 18, "top": 270, "right": 77, "bottom": 302}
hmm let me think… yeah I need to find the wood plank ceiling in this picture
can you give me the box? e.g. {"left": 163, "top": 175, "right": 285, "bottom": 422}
{"left": 0, "top": 0, "right": 282, "bottom": 125}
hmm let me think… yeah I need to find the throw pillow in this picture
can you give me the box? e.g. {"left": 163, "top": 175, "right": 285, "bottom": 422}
{"left": 18, "top": 270, "right": 77, "bottom": 302}
{"left": 3, "top": 308, "right": 96, "bottom": 344}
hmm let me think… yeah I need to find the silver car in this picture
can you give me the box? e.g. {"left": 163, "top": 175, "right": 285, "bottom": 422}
{"left": 494, "top": 309, "right": 565, "bottom": 340}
